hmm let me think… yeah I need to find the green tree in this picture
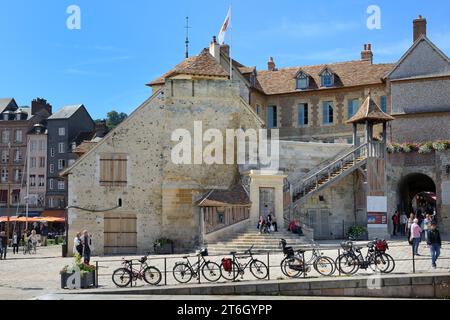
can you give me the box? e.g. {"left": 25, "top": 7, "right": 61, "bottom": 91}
{"left": 106, "top": 110, "right": 128, "bottom": 131}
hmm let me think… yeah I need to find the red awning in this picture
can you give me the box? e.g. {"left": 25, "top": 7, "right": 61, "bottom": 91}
{"left": 42, "top": 210, "right": 66, "bottom": 218}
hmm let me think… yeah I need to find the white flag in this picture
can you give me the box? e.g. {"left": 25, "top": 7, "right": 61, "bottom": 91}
{"left": 218, "top": 7, "right": 232, "bottom": 45}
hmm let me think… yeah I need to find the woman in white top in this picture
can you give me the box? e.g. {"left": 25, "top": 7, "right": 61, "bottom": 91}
{"left": 73, "top": 232, "right": 83, "bottom": 257}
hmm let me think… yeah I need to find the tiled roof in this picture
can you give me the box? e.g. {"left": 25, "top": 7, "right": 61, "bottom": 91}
{"left": 48, "top": 105, "right": 83, "bottom": 120}
{"left": 238, "top": 66, "right": 256, "bottom": 74}
{"left": 198, "top": 184, "right": 251, "bottom": 207}
{"left": 347, "top": 94, "right": 395, "bottom": 124}
{"left": 148, "top": 49, "right": 229, "bottom": 86}
{"left": 256, "top": 60, "right": 394, "bottom": 95}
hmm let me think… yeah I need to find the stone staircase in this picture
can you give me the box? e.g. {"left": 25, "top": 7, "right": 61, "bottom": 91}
{"left": 204, "top": 226, "right": 310, "bottom": 255}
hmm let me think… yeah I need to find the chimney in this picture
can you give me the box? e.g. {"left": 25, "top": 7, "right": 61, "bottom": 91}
{"left": 209, "top": 36, "right": 221, "bottom": 62}
{"left": 31, "top": 98, "right": 52, "bottom": 116}
{"left": 361, "top": 43, "right": 373, "bottom": 64}
{"left": 268, "top": 57, "right": 277, "bottom": 71}
{"left": 413, "top": 15, "right": 427, "bottom": 42}
{"left": 220, "top": 44, "right": 230, "bottom": 58}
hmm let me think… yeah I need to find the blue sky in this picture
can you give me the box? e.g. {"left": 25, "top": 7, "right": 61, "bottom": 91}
{"left": 0, "top": 0, "right": 449, "bottom": 119}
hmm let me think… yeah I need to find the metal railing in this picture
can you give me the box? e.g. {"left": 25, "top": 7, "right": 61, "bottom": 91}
{"left": 91, "top": 240, "right": 449, "bottom": 290}
{"left": 292, "top": 143, "right": 368, "bottom": 201}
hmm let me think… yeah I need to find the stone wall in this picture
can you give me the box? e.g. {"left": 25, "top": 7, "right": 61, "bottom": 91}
{"left": 390, "top": 112, "right": 450, "bottom": 143}
{"left": 386, "top": 150, "right": 450, "bottom": 234}
{"left": 67, "top": 79, "right": 262, "bottom": 255}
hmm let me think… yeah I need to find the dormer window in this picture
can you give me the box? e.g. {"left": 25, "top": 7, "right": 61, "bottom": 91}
{"left": 295, "top": 72, "right": 309, "bottom": 90}
{"left": 320, "top": 68, "right": 334, "bottom": 87}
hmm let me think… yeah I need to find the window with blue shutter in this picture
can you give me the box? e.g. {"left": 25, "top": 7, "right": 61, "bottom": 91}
{"left": 323, "top": 101, "right": 334, "bottom": 124}
{"left": 297, "top": 103, "right": 308, "bottom": 127}
{"left": 381, "top": 96, "right": 387, "bottom": 113}
{"left": 348, "top": 99, "right": 360, "bottom": 119}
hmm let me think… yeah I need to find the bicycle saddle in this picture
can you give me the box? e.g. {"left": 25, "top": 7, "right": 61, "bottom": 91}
{"left": 139, "top": 257, "right": 147, "bottom": 264}
{"left": 183, "top": 256, "right": 189, "bottom": 259}
{"left": 296, "top": 249, "right": 305, "bottom": 254}
{"left": 230, "top": 251, "right": 237, "bottom": 255}
{"left": 355, "top": 246, "right": 363, "bottom": 251}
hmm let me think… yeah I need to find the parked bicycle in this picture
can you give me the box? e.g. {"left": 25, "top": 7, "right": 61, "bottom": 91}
{"left": 112, "top": 254, "right": 162, "bottom": 287}
{"left": 220, "top": 245, "right": 269, "bottom": 281}
{"left": 336, "top": 239, "right": 394, "bottom": 275}
{"left": 172, "top": 248, "right": 221, "bottom": 283}
{"left": 279, "top": 239, "right": 335, "bottom": 278}
{"left": 23, "top": 240, "right": 36, "bottom": 255}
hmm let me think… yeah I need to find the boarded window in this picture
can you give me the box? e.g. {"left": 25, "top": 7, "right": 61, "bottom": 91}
{"left": 100, "top": 154, "right": 128, "bottom": 186}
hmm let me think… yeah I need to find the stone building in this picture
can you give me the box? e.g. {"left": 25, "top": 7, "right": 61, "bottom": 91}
{"left": 385, "top": 15, "right": 450, "bottom": 233}
{"left": 27, "top": 124, "right": 48, "bottom": 210}
{"left": 64, "top": 16, "right": 449, "bottom": 255}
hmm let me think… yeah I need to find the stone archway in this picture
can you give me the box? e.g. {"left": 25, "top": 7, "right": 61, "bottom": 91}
{"left": 398, "top": 173, "right": 436, "bottom": 216}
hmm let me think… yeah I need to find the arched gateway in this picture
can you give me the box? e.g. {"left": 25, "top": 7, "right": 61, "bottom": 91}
{"left": 398, "top": 173, "right": 437, "bottom": 217}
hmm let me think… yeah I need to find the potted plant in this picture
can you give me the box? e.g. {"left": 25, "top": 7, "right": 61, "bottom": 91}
{"left": 347, "top": 226, "right": 368, "bottom": 241}
{"left": 60, "top": 254, "right": 96, "bottom": 289}
{"left": 153, "top": 238, "right": 174, "bottom": 254}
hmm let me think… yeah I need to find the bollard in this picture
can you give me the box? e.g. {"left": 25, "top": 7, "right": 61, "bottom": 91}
{"left": 338, "top": 249, "right": 341, "bottom": 276}
{"left": 412, "top": 245, "right": 416, "bottom": 274}
{"left": 232, "top": 253, "right": 236, "bottom": 282}
{"left": 95, "top": 261, "right": 99, "bottom": 288}
{"left": 164, "top": 258, "right": 167, "bottom": 286}
{"left": 267, "top": 252, "right": 270, "bottom": 280}
{"left": 198, "top": 255, "right": 201, "bottom": 284}
{"left": 303, "top": 250, "right": 306, "bottom": 278}
{"left": 130, "top": 260, "right": 133, "bottom": 288}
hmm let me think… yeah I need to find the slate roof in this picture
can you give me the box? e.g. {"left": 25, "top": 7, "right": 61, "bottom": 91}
{"left": 148, "top": 49, "right": 229, "bottom": 86}
{"left": 48, "top": 105, "right": 83, "bottom": 120}
{"left": 347, "top": 94, "right": 395, "bottom": 124}
{"left": 0, "top": 98, "right": 17, "bottom": 113}
{"left": 256, "top": 60, "right": 394, "bottom": 95}
{"left": 198, "top": 184, "right": 251, "bottom": 207}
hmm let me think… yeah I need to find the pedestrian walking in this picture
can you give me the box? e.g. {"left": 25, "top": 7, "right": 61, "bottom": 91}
{"left": 427, "top": 222, "right": 441, "bottom": 269}
{"left": 407, "top": 213, "right": 415, "bottom": 242}
{"left": 12, "top": 232, "right": 19, "bottom": 254}
{"left": 423, "top": 214, "right": 432, "bottom": 241}
{"left": 82, "top": 230, "right": 92, "bottom": 264}
{"left": 29, "top": 230, "right": 38, "bottom": 254}
{"left": 410, "top": 219, "right": 422, "bottom": 256}
{"left": 392, "top": 211, "right": 400, "bottom": 236}
{"left": 0, "top": 231, "right": 8, "bottom": 260}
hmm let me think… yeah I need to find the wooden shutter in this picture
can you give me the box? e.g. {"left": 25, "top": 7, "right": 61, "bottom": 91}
{"left": 100, "top": 154, "right": 127, "bottom": 186}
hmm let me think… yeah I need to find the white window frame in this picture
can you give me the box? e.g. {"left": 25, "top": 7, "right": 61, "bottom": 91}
{"left": 58, "top": 159, "right": 65, "bottom": 170}
{"left": 49, "top": 164, "right": 55, "bottom": 173}
{"left": 58, "top": 143, "right": 65, "bottom": 154}
{"left": 39, "top": 157, "right": 45, "bottom": 168}
{"left": 38, "top": 175, "right": 45, "bottom": 187}
{"left": 49, "top": 179, "right": 54, "bottom": 190}
{"left": 58, "top": 180, "right": 65, "bottom": 190}
{"left": 2, "top": 130, "right": 10, "bottom": 144}
{"left": 58, "top": 127, "right": 66, "bottom": 136}
{"left": 15, "top": 130, "right": 23, "bottom": 143}
{"left": 50, "top": 148, "right": 55, "bottom": 157}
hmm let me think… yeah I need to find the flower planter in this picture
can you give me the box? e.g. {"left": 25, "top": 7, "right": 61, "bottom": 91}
{"left": 61, "top": 271, "right": 95, "bottom": 289}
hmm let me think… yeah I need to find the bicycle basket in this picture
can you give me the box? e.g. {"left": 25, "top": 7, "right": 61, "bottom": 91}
{"left": 222, "top": 258, "right": 233, "bottom": 272}
{"left": 375, "top": 240, "right": 388, "bottom": 252}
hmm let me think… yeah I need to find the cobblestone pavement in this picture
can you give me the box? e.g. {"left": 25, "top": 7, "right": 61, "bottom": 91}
{"left": 0, "top": 238, "right": 449, "bottom": 300}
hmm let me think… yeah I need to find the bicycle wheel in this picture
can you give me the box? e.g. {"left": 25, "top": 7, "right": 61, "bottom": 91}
{"left": 337, "top": 254, "right": 359, "bottom": 275}
{"left": 378, "top": 253, "right": 395, "bottom": 274}
{"left": 173, "top": 263, "right": 193, "bottom": 284}
{"left": 144, "top": 266, "right": 162, "bottom": 286}
{"left": 112, "top": 268, "right": 132, "bottom": 288}
{"left": 281, "top": 256, "right": 304, "bottom": 278}
{"left": 368, "top": 253, "right": 388, "bottom": 273}
{"left": 250, "top": 259, "right": 268, "bottom": 280}
{"left": 314, "top": 256, "right": 335, "bottom": 276}
{"left": 201, "top": 261, "right": 221, "bottom": 282}
{"left": 220, "top": 260, "right": 240, "bottom": 281}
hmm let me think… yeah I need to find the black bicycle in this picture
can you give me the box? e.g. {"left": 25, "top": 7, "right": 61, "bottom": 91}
{"left": 336, "top": 240, "right": 393, "bottom": 275}
{"left": 279, "top": 239, "right": 335, "bottom": 278}
{"left": 220, "top": 245, "right": 269, "bottom": 281}
{"left": 112, "top": 254, "right": 162, "bottom": 287}
{"left": 172, "top": 248, "right": 221, "bottom": 283}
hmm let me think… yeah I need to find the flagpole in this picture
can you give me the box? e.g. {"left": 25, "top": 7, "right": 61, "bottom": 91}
{"left": 229, "top": 5, "right": 233, "bottom": 81}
